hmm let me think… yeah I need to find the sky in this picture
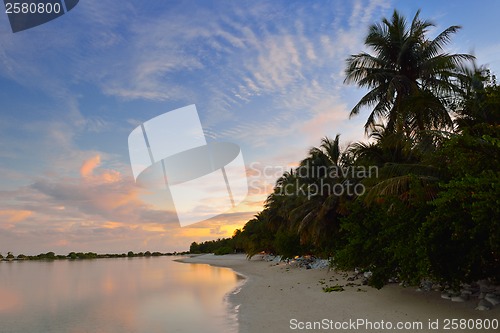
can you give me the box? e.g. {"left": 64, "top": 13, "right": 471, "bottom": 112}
{"left": 1, "top": 0, "right": 499, "bottom": 255}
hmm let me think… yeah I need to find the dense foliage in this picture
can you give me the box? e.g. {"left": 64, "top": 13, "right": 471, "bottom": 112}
{"left": 190, "top": 10, "right": 499, "bottom": 289}
{"left": 190, "top": 238, "right": 240, "bottom": 255}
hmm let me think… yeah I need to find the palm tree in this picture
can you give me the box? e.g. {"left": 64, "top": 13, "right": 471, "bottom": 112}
{"left": 345, "top": 9, "right": 473, "bottom": 137}
{"left": 241, "top": 212, "right": 275, "bottom": 258}
{"left": 264, "top": 169, "right": 299, "bottom": 228}
{"left": 347, "top": 124, "right": 417, "bottom": 167}
{"left": 454, "top": 63, "right": 500, "bottom": 130}
{"left": 290, "top": 136, "right": 350, "bottom": 248}
{"left": 257, "top": 136, "right": 350, "bottom": 250}
{"left": 348, "top": 125, "right": 441, "bottom": 205}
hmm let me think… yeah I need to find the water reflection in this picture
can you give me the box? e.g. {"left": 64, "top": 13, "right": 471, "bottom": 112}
{"left": 0, "top": 257, "right": 239, "bottom": 333}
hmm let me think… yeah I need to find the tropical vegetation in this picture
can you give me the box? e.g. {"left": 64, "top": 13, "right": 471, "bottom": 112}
{"left": 191, "top": 9, "right": 499, "bottom": 289}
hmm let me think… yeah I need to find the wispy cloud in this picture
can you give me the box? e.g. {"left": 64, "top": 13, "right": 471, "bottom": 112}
{"left": 0, "top": 0, "right": 397, "bottom": 254}
{"left": 0, "top": 209, "right": 33, "bottom": 224}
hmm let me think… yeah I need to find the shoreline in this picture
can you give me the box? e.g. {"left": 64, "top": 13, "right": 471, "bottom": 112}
{"left": 178, "top": 254, "right": 499, "bottom": 333}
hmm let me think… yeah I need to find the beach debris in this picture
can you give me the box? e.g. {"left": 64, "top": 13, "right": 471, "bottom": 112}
{"left": 451, "top": 295, "right": 468, "bottom": 302}
{"left": 478, "top": 279, "right": 496, "bottom": 293}
{"left": 419, "top": 280, "right": 433, "bottom": 292}
{"left": 441, "top": 289, "right": 470, "bottom": 302}
{"left": 388, "top": 277, "right": 399, "bottom": 284}
{"left": 262, "top": 254, "right": 282, "bottom": 262}
{"left": 310, "top": 259, "right": 329, "bottom": 269}
{"left": 323, "top": 284, "right": 344, "bottom": 292}
{"left": 441, "top": 292, "right": 452, "bottom": 300}
{"left": 265, "top": 255, "right": 331, "bottom": 270}
{"left": 435, "top": 281, "right": 500, "bottom": 310}
{"left": 432, "top": 283, "right": 442, "bottom": 292}
{"left": 475, "top": 299, "right": 493, "bottom": 311}
{"left": 484, "top": 293, "right": 500, "bottom": 306}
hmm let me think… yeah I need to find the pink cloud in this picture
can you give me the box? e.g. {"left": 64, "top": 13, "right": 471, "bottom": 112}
{"left": 0, "top": 210, "right": 33, "bottom": 223}
{"left": 80, "top": 155, "right": 101, "bottom": 178}
{"left": 79, "top": 155, "right": 122, "bottom": 184}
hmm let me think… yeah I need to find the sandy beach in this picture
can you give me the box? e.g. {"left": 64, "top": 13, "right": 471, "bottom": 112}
{"left": 179, "top": 254, "right": 499, "bottom": 333}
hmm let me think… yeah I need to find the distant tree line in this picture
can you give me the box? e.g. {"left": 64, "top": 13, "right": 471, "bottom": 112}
{"left": 0, "top": 250, "right": 189, "bottom": 261}
{"left": 189, "top": 237, "right": 244, "bottom": 255}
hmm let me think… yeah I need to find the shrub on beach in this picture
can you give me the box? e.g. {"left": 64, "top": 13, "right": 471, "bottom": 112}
{"left": 335, "top": 190, "right": 431, "bottom": 289}
{"left": 274, "top": 229, "right": 303, "bottom": 260}
{"left": 214, "top": 246, "right": 233, "bottom": 255}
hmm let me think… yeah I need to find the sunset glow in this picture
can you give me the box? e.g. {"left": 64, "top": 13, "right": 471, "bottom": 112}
{"left": 1, "top": 0, "right": 499, "bottom": 255}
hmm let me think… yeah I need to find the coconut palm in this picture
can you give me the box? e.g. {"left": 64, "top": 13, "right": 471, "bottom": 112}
{"left": 263, "top": 169, "right": 300, "bottom": 232}
{"left": 288, "top": 136, "right": 351, "bottom": 248}
{"left": 241, "top": 211, "right": 275, "bottom": 258}
{"left": 347, "top": 124, "right": 418, "bottom": 166}
{"left": 345, "top": 9, "right": 474, "bottom": 136}
{"left": 348, "top": 124, "right": 441, "bottom": 205}
{"left": 454, "top": 63, "right": 500, "bottom": 130}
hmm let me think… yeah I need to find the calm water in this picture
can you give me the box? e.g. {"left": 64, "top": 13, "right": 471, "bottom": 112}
{"left": 0, "top": 257, "right": 241, "bottom": 333}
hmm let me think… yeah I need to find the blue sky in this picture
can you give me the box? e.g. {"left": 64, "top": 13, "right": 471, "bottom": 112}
{"left": 1, "top": 0, "right": 499, "bottom": 254}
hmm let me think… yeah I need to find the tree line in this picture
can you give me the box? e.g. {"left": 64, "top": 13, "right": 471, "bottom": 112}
{"left": 190, "top": 238, "right": 242, "bottom": 255}
{"left": 0, "top": 250, "right": 189, "bottom": 261}
{"left": 190, "top": 10, "right": 500, "bottom": 289}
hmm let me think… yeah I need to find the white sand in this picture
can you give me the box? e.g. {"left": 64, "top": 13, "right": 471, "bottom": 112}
{"left": 179, "top": 254, "right": 499, "bottom": 333}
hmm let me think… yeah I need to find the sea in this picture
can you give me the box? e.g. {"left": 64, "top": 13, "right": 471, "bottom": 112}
{"left": 0, "top": 256, "right": 241, "bottom": 333}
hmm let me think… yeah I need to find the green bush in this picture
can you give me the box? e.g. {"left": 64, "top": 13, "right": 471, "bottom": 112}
{"left": 422, "top": 171, "right": 500, "bottom": 287}
{"left": 335, "top": 187, "right": 430, "bottom": 288}
{"left": 214, "top": 246, "right": 232, "bottom": 255}
{"left": 274, "top": 229, "right": 303, "bottom": 260}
